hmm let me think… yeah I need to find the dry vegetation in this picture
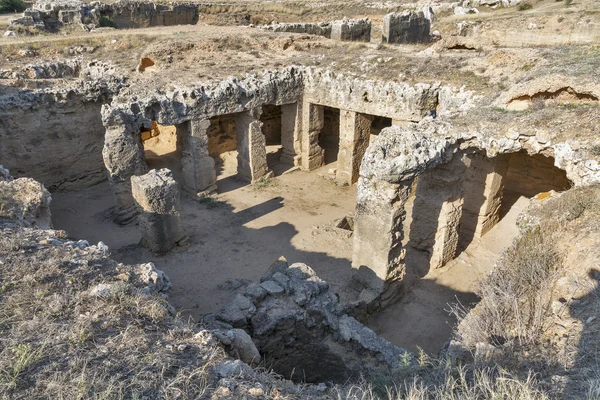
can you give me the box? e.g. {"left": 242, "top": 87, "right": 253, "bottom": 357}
{"left": 0, "top": 226, "right": 229, "bottom": 399}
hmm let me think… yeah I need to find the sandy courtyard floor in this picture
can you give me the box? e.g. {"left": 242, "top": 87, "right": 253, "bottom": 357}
{"left": 51, "top": 163, "right": 357, "bottom": 321}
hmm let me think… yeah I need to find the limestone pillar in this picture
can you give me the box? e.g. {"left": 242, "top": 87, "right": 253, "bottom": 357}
{"left": 336, "top": 111, "right": 373, "bottom": 185}
{"left": 235, "top": 109, "right": 269, "bottom": 183}
{"left": 180, "top": 119, "right": 217, "bottom": 195}
{"left": 408, "top": 156, "right": 467, "bottom": 269}
{"left": 103, "top": 127, "right": 148, "bottom": 224}
{"left": 301, "top": 102, "right": 325, "bottom": 171}
{"left": 352, "top": 177, "right": 411, "bottom": 304}
{"left": 280, "top": 102, "right": 302, "bottom": 166}
{"left": 460, "top": 153, "right": 509, "bottom": 243}
{"left": 131, "top": 168, "right": 186, "bottom": 253}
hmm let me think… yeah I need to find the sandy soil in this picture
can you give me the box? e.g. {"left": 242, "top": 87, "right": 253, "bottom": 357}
{"left": 366, "top": 195, "right": 530, "bottom": 355}
{"left": 51, "top": 157, "right": 357, "bottom": 321}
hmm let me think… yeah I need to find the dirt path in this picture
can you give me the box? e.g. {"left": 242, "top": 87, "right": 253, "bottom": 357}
{"left": 366, "top": 196, "right": 530, "bottom": 355}
{"left": 51, "top": 163, "right": 357, "bottom": 321}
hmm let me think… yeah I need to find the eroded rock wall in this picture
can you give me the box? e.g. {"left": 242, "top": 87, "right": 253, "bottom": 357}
{"left": 0, "top": 60, "right": 125, "bottom": 190}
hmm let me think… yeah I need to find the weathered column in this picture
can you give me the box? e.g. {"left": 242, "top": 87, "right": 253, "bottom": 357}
{"left": 336, "top": 111, "right": 373, "bottom": 184}
{"left": 459, "top": 153, "right": 509, "bottom": 245}
{"left": 131, "top": 168, "right": 186, "bottom": 253}
{"left": 301, "top": 102, "right": 325, "bottom": 171}
{"left": 180, "top": 119, "right": 217, "bottom": 196}
{"left": 103, "top": 127, "right": 148, "bottom": 224}
{"left": 408, "top": 156, "right": 467, "bottom": 269}
{"left": 235, "top": 109, "right": 269, "bottom": 183}
{"left": 280, "top": 102, "right": 302, "bottom": 166}
{"left": 352, "top": 177, "right": 411, "bottom": 305}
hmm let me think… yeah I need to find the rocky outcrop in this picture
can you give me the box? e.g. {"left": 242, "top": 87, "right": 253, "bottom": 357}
{"left": 495, "top": 75, "right": 600, "bottom": 111}
{"left": 205, "top": 258, "right": 408, "bottom": 383}
{"left": 99, "top": 0, "right": 199, "bottom": 29}
{"left": 10, "top": 0, "right": 198, "bottom": 31}
{"left": 261, "top": 18, "right": 371, "bottom": 42}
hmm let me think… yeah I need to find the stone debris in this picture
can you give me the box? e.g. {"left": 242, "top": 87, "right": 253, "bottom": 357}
{"left": 131, "top": 168, "right": 186, "bottom": 253}
{"left": 205, "top": 258, "right": 409, "bottom": 383}
{"left": 262, "top": 21, "right": 332, "bottom": 38}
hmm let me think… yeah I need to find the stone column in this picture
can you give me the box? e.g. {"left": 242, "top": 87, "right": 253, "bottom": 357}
{"left": 280, "top": 102, "right": 302, "bottom": 166}
{"left": 180, "top": 119, "right": 217, "bottom": 196}
{"left": 459, "top": 153, "right": 509, "bottom": 244}
{"left": 352, "top": 177, "right": 411, "bottom": 305}
{"left": 131, "top": 168, "right": 186, "bottom": 253}
{"left": 408, "top": 156, "right": 467, "bottom": 269}
{"left": 235, "top": 109, "right": 269, "bottom": 183}
{"left": 103, "top": 126, "right": 148, "bottom": 224}
{"left": 301, "top": 102, "right": 325, "bottom": 171}
{"left": 336, "top": 111, "right": 373, "bottom": 185}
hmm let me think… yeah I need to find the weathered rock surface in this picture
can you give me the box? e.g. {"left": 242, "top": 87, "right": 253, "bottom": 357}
{"left": 330, "top": 18, "right": 371, "bottom": 42}
{"left": 383, "top": 11, "right": 430, "bottom": 44}
{"left": 0, "top": 167, "right": 52, "bottom": 229}
{"left": 204, "top": 258, "right": 408, "bottom": 383}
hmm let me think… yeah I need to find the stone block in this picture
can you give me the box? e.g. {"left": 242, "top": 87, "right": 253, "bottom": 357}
{"left": 131, "top": 168, "right": 185, "bottom": 253}
{"left": 330, "top": 18, "right": 371, "bottom": 42}
{"left": 382, "top": 11, "right": 430, "bottom": 44}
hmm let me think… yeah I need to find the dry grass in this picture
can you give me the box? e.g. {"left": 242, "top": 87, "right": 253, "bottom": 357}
{"left": 0, "top": 226, "right": 227, "bottom": 399}
{"left": 454, "top": 223, "right": 562, "bottom": 348}
{"left": 330, "top": 359, "right": 549, "bottom": 400}
{"left": 455, "top": 186, "right": 600, "bottom": 351}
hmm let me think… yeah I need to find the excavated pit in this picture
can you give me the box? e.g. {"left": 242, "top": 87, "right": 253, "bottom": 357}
{"left": 8, "top": 59, "right": 599, "bottom": 385}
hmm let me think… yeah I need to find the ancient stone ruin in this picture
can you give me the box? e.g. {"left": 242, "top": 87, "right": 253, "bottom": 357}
{"left": 2, "top": 0, "right": 600, "bottom": 396}
{"left": 9, "top": 0, "right": 199, "bottom": 30}
{"left": 261, "top": 17, "right": 371, "bottom": 42}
